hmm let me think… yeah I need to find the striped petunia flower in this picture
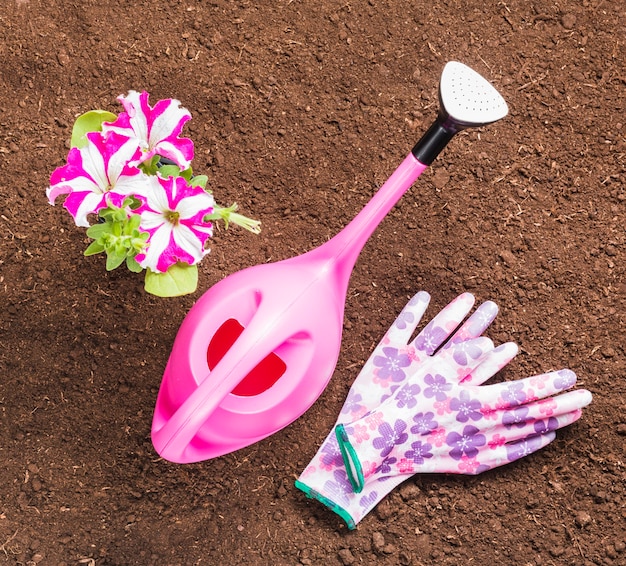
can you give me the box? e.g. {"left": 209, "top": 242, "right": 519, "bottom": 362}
{"left": 102, "top": 90, "right": 194, "bottom": 169}
{"left": 134, "top": 175, "right": 215, "bottom": 273}
{"left": 47, "top": 131, "right": 148, "bottom": 227}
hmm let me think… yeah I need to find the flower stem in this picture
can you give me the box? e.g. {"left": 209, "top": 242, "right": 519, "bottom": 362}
{"left": 206, "top": 203, "right": 261, "bottom": 234}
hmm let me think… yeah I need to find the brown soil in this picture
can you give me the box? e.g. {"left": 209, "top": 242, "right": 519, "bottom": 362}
{"left": 1, "top": 0, "right": 625, "bottom": 564}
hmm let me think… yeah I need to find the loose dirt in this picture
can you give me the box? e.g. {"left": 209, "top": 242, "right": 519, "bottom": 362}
{"left": 1, "top": 1, "right": 624, "bottom": 564}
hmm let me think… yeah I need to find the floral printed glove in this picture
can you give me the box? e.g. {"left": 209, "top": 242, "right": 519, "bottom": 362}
{"left": 295, "top": 294, "right": 592, "bottom": 529}
{"left": 295, "top": 291, "right": 500, "bottom": 527}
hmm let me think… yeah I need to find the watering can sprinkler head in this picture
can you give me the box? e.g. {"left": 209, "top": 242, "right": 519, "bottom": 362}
{"left": 412, "top": 61, "right": 509, "bottom": 165}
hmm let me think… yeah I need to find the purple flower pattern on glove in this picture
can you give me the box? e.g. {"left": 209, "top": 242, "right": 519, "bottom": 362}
{"left": 554, "top": 369, "right": 576, "bottom": 390}
{"left": 501, "top": 382, "right": 527, "bottom": 406}
{"left": 451, "top": 339, "right": 485, "bottom": 366}
{"left": 376, "top": 456, "right": 398, "bottom": 475}
{"left": 533, "top": 417, "right": 559, "bottom": 435}
{"left": 394, "top": 384, "right": 421, "bottom": 409}
{"left": 359, "top": 491, "right": 379, "bottom": 510}
{"left": 446, "top": 425, "right": 486, "bottom": 460}
{"left": 502, "top": 406, "right": 529, "bottom": 429}
{"left": 373, "top": 347, "right": 411, "bottom": 382}
{"left": 373, "top": 420, "right": 408, "bottom": 458}
{"left": 319, "top": 436, "right": 344, "bottom": 469}
{"left": 423, "top": 373, "right": 452, "bottom": 401}
{"left": 414, "top": 323, "right": 447, "bottom": 354}
{"left": 405, "top": 441, "right": 433, "bottom": 464}
{"left": 340, "top": 391, "right": 365, "bottom": 418}
{"left": 336, "top": 359, "right": 588, "bottom": 490}
{"left": 323, "top": 469, "right": 354, "bottom": 506}
{"left": 395, "top": 309, "right": 415, "bottom": 331}
{"left": 450, "top": 390, "right": 483, "bottom": 423}
{"left": 506, "top": 435, "right": 545, "bottom": 462}
{"left": 411, "top": 411, "right": 438, "bottom": 435}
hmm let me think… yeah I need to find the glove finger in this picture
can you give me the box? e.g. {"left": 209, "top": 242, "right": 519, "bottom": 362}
{"left": 409, "top": 292, "right": 475, "bottom": 356}
{"left": 436, "top": 335, "right": 495, "bottom": 382}
{"left": 372, "top": 336, "right": 495, "bottom": 409}
{"left": 481, "top": 369, "right": 579, "bottom": 408}
{"left": 494, "top": 389, "right": 591, "bottom": 428}
{"left": 386, "top": 291, "right": 431, "bottom": 344}
{"left": 377, "top": 336, "right": 494, "bottom": 413}
{"left": 335, "top": 292, "right": 432, "bottom": 421}
{"left": 491, "top": 405, "right": 585, "bottom": 442}
{"left": 461, "top": 342, "right": 518, "bottom": 385}
{"left": 448, "top": 300, "right": 499, "bottom": 344}
{"left": 487, "top": 431, "right": 557, "bottom": 469}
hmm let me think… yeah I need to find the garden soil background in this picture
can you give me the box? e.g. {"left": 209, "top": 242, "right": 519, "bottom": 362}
{"left": 1, "top": 0, "right": 625, "bottom": 564}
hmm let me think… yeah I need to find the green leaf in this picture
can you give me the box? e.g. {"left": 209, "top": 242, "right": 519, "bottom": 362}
{"left": 190, "top": 175, "right": 208, "bottom": 189}
{"left": 105, "top": 248, "right": 127, "bottom": 271}
{"left": 126, "top": 255, "right": 144, "bottom": 273}
{"left": 123, "top": 195, "right": 142, "bottom": 210}
{"left": 84, "top": 240, "right": 105, "bottom": 256}
{"left": 180, "top": 167, "right": 193, "bottom": 181}
{"left": 70, "top": 110, "right": 118, "bottom": 148}
{"left": 127, "top": 213, "right": 142, "bottom": 231}
{"left": 157, "top": 165, "right": 181, "bottom": 179}
{"left": 140, "top": 155, "right": 161, "bottom": 176}
{"left": 86, "top": 222, "right": 112, "bottom": 239}
{"left": 144, "top": 263, "right": 198, "bottom": 297}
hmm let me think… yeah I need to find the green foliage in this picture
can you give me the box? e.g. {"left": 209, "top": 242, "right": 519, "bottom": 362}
{"left": 205, "top": 203, "right": 262, "bottom": 234}
{"left": 152, "top": 160, "right": 196, "bottom": 184}
{"left": 70, "top": 110, "right": 118, "bottom": 148}
{"left": 144, "top": 263, "right": 198, "bottom": 297}
{"left": 84, "top": 198, "right": 148, "bottom": 272}
{"left": 190, "top": 174, "right": 208, "bottom": 189}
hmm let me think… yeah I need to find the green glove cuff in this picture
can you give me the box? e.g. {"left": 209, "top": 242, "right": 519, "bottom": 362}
{"left": 335, "top": 424, "right": 365, "bottom": 493}
{"left": 294, "top": 480, "right": 357, "bottom": 530}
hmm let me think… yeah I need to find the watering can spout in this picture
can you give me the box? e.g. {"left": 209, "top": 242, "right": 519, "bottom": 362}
{"left": 411, "top": 121, "right": 457, "bottom": 167}
{"left": 412, "top": 61, "right": 508, "bottom": 165}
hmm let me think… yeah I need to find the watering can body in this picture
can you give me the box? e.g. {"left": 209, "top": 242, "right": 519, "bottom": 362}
{"left": 152, "top": 248, "right": 349, "bottom": 463}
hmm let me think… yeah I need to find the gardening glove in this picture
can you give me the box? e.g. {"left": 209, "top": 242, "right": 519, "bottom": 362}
{"left": 296, "top": 295, "right": 593, "bottom": 529}
{"left": 301, "top": 339, "right": 591, "bottom": 529}
{"left": 295, "top": 291, "right": 500, "bottom": 526}
{"left": 336, "top": 341, "right": 591, "bottom": 486}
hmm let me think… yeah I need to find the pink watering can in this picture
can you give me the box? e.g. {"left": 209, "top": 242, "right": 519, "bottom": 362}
{"left": 152, "top": 61, "right": 509, "bottom": 463}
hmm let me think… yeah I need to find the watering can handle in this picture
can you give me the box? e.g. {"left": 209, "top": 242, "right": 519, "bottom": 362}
{"left": 152, "top": 311, "right": 290, "bottom": 463}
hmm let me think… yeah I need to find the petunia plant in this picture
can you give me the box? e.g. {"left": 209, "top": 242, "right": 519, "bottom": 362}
{"left": 47, "top": 91, "right": 260, "bottom": 297}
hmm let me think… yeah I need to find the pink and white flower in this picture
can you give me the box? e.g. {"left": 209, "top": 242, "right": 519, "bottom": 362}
{"left": 134, "top": 175, "right": 215, "bottom": 273}
{"left": 458, "top": 455, "right": 481, "bottom": 474}
{"left": 47, "top": 131, "right": 148, "bottom": 227}
{"left": 102, "top": 90, "right": 194, "bottom": 169}
{"left": 352, "top": 423, "right": 370, "bottom": 443}
{"left": 538, "top": 397, "right": 557, "bottom": 417}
